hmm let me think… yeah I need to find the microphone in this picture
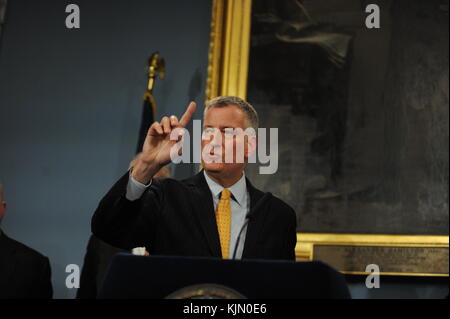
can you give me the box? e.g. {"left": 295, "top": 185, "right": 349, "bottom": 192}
{"left": 231, "top": 212, "right": 253, "bottom": 260}
{"left": 231, "top": 192, "right": 272, "bottom": 260}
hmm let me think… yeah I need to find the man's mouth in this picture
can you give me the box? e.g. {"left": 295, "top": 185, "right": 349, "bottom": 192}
{"left": 205, "top": 152, "right": 222, "bottom": 162}
{"left": 208, "top": 153, "right": 221, "bottom": 159}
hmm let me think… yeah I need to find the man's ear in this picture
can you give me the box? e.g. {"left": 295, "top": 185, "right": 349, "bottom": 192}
{"left": 244, "top": 135, "right": 258, "bottom": 159}
{"left": 0, "top": 202, "right": 6, "bottom": 221}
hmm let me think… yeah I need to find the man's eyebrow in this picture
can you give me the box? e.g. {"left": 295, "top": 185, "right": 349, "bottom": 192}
{"left": 203, "top": 125, "right": 237, "bottom": 130}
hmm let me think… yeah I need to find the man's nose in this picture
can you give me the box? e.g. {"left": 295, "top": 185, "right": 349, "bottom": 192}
{"left": 210, "top": 130, "right": 222, "bottom": 146}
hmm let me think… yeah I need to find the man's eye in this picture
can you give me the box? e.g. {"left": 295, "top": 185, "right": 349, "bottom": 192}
{"left": 223, "top": 129, "right": 234, "bottom": 135}
{"left": 202, "top": 128, "right": 215, "bottom": 136}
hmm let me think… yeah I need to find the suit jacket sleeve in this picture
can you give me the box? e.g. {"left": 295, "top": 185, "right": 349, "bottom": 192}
{"left": 91, "top": 171, "right": 164, "bottom": 251}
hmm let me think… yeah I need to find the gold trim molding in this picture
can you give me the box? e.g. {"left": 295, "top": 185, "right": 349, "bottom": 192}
{"left": 206, "top": 0, "right": 252, "bottom": 101}
{"left": 296, "top": 233, "right": 449, "bottom": 277}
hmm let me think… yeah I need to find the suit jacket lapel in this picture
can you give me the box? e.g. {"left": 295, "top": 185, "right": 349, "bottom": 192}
{"left": 242, "top": 179, "right": 271, "bottom": 259}
{"left": 186, "top": 171, "right": 222, "bottom": 257}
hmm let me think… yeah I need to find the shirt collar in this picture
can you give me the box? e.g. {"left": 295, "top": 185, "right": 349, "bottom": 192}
{"left": 203, "top": 170, "right": 247, "bottom": 206}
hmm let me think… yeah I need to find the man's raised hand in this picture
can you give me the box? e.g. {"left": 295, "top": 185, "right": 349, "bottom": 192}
{"left": 131, "top": 102, "right": 196, "bottom": 184}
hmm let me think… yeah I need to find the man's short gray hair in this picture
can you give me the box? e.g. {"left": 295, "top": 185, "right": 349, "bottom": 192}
{"left": 204, "top": 96, "right": 259, "bottom": 130}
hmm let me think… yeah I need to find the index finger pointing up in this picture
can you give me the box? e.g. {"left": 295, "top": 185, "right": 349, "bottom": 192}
{"left": 179, "top": 101, "right": 197, "bottom": 127}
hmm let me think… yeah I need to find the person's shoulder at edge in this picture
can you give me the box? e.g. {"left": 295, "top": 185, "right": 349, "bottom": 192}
{"left": 1, "top": 232, "right": 50, "bottom": 262}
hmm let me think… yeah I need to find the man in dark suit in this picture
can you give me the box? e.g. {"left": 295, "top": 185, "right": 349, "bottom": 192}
{"left": 0, "top": 184, "right": 53, "bottom": 299}
{"left": 92, "top": 96, "right": 297, "bottom": 260}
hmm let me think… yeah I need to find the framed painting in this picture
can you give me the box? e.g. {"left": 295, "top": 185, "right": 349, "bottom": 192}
{"left": 206, "top": 0, "right": 449, "bottom": 276}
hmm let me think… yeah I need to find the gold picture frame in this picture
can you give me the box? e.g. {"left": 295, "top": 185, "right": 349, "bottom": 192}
{"left": 205, "top": 0, "right": 449, "bottom": 277}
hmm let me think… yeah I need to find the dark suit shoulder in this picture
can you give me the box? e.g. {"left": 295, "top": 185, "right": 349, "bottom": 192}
{"left": 1, "top": 234, "right": 49, "bottom": 262}
{"left": 154, "top": 171, "right": 207, "bottom": 194}
{"left": 268, "top": 194, "right": 297, "bottom": 219}
{"left": 0, "top": 233, "right": 53, "bottom": 299}
{"left": 158, "top": 176, "right": 190, "bottom": 188}
{"left": 269, "top": 194, "right": 295, "bottom": 211}
{"left": 146, "top": 177, "right": 193, "bottom": 197}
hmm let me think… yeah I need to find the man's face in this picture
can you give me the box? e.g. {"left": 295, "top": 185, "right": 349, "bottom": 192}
{"left": 201, "top": 105, "right": 256, "bottom": 176}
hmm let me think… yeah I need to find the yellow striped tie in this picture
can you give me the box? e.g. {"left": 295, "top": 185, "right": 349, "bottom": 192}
{"left": 216, "top": 189, "right": 232, "bottom": 259}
